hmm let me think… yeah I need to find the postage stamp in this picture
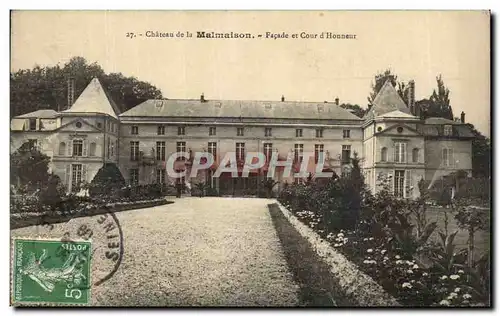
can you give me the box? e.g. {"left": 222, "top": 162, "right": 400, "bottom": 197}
{"left": 12, "top": 238, "right": 91, "bottom": 305}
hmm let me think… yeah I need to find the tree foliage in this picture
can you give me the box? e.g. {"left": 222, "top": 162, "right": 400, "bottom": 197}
{"left": 340, "top": 103, "right": 367, "bottom": 118}
{"left": 427, "top": 75, "right": 453, "bottom": 120}
{"left": 10, "top": 142, "right": 51, "bottom": 191}
{"left": 368, "top": 69, "right": 398, "bottom": 105}
{"left": 466, "top": 123, "right": 491, "bottom": 178}
{"left": 10, "top": 56, "right": 163, "bottom": 118}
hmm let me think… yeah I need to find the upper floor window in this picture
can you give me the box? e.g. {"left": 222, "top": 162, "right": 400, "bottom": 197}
{"left": 131, "top": 125, "right": 138, "bottom": 135}
{"left": 314, "top": 144, "right": 324, "bottom": 163}
{"left": 177, "top": 141, "right": 186, "bottom": 160}
{"left": 208, "top": 142, "right": 217, "bottom": 161}
{"left": 209, "top": 127, "right": 216, "bottom": 136}
{"left": 89, "top": 142, "right": 97, "bottom": 157}
{"left": 412, "top": 148, "right": 419, "bottom": 163}
{"left": 237, "top": 127, "right": 244, "bottom": 136}
{"left": 315, "top": 129, "right": 324, "bottom": 138}
{"left": 263, "top": 143, "right": 273, "bottom": 161}
{"left": 178, "top": 126, "right": 185, "bottom": 136}
{"left": 130, "top": 141, "right": 140, "bottom": 161}
{"left": 73, "top": 139, "right": 83, "bottom": 157}
{"left": 157, "top": 125, "right": 165, "bottom": 135}
{"left": 444, "top": 125, "right": 453, "bottom": 136}
{"left": 296, "top": 129, "right": 303, "bottom": 137}
{"left": 156, "top": 141, "right": 166, "bottom": 161}
{"left": 28, "top": 119, "right": 37, "bottom": 131}
{"left": 442, "top": 148, "right": 454, "bottom": 167}
{"left": 59, "top": 142, "right": 66, "bottom": 156}
{"left": 343, "top": 129, "right": 351, "bottom": 139}
{"left": 236, "top": 143, "right": 245, "bottom": 161}
{"left": 294, "top": 144, "right": 304, "bottom": 162}
{"left": 265, "top": 127, "right": 272, "bottom": 137}
{"left": 341, "top": 145, "right": 351, "bottom": 163}
{"left": 381, "top": 147, "right": 388, "bottom": 162}
{"left": 394, "top": 142, "right": 407, "bottom": 163}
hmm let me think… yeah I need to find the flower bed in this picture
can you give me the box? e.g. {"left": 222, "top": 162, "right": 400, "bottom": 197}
{"left": 274, "top": 202, "right": 400, "bottom": 306}
{"left": 278, "top": 196, "right": 489, "bottom": 307}
{"left": 11, "top": 199, "right": 173, "bottom": 229}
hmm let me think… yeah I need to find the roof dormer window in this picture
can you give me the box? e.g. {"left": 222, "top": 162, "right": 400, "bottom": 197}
{"left": 28, "top": 118, "right": 37, "bottom": 131}
{"left": 444, "top": 125, "right": 453, "bottom": 136}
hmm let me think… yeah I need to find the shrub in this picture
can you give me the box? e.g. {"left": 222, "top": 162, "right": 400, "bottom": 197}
{"left": 88, "top": 163, "right": 126, "bottom": 199}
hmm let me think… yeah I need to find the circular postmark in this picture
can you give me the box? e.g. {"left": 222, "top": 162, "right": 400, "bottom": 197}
{"left": 12, "top": 208, "right": 124, "bottom": 288}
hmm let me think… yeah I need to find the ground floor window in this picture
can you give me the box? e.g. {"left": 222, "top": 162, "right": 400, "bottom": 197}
{"left": 394, "top": 170, "right": 405, "bottom": 198}
{"left": 156, "top": 168, "right": 165, "bottom": 184}
{"left": 71, "top": 164, "right": 83, "bottom": 192}
{"left": 129, "top": 169, "right": 139, "bottom": 185}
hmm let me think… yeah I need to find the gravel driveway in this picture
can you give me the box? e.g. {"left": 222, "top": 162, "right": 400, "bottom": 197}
{"left": 11, "top": 197, "right": 299, "bottom": 306}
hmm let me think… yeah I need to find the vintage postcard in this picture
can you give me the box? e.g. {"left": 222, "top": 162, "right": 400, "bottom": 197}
{"left": 10, "top": 10, "right": 491, "bottom": 307}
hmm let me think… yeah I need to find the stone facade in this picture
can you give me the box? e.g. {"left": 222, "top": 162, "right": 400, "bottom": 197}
{"left": 10, "top": 78, "right": 475, "bottom": 197}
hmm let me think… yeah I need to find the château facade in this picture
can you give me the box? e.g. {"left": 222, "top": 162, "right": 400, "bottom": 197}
{"left": 10, "top": 78, "right": 475, "bottom": 197}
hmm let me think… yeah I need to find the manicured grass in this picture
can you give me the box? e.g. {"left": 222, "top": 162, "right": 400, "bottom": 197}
{"left": 268, "top": 203, "right": 352, "bottom": 307}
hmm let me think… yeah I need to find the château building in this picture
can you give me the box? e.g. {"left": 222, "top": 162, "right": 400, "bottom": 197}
{"left": 10, "top": 78, "right": 475, "bottom": 197}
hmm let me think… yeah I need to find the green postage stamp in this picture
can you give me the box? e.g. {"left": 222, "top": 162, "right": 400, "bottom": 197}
{"left": 12, "top": 238, "right": 92, "bottom": 305}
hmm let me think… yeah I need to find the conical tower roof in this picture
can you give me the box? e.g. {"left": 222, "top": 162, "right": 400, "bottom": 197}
{"left": 64, "top": 78, "right": 119, "bottom": 118}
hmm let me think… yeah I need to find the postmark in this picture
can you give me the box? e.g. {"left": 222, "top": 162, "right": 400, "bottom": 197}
{"left": 12, "top": 238, "right": 91, "bottom": 305}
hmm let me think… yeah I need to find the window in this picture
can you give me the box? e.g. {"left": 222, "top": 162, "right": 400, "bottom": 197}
{"left": 178, "top": 126, "right": 185, "bottom": 135}
{"left": 394, "top": 142, "right": 407, "bottom": 163}
{"left": 97, "top": 122, "right": 102, "bottom": 129}
{"left": 89, "top": 142, "right": 96, "bottom": 156}
{"left": 208, "top": 142, "right": 217, "bottom": 161}
{"left": 130, "top": 141, "right": 139, "bottom": 161}
{"left": 296, "top": 129, "right": 303, "bottom": 137}
{"left": 236, "top": 143, "right": 245, "bottom": 161}
{"left": 343, "top": 129, "right": 351, "bottom": 139}
{"left": 129, "top": 169, "right": 139, "bottom": 185}
{"left": 341, "top": 145, "right": 351, "bottom": 163}
{"left": 397, "top": 127, "right": 404, "bottom": 133}
{"left": 75, "top": 121, "right": 82, "bottom": 128}
{"left": 412, "top": 148, "right": 419, "bottom": 163}
{"left": 59, "top": 142, "right": 66, "bottom": 156}
{"left": 73, "top": 140, "right": 83, "bottom": 157}
{"left": 444, "top": 125, "right": 453, "bottom": 136}
{"left": 294, "top": 177, "right": 304, "bottom": 185}
{"left": 209, "top": 127, "right": 216, "bottom": 136}
{"left": 71, "top": 164, "right": 82, "bottom": 192}
{"left": 176, "top": 141, "right": 186, "bottom": 160}
{"left": 314, "top": 144, "right": 324, "bottom": 163}
{"left": 131, "top": 126, "right": 138, "bottom": 135}
{"left": 294, "top": 144, "right": 304, "bottom": 163}
{"left": 315, "top": 129, "right": 324, "bottom": 138}
{"left": 237, "top": 127, "right": 244, "bottom": 136}
{"left": 29, "top": 119, "right": 36, "bottom": 131}
{"left": 156, "top": 141, "right": 166, "bottom": 161}
{"left": 442, "top": 148, "right": 454, "bottom": 167}
{"left": 107, "top": 137, "right": 111, "bottom": 159}
{"left": 381, "top": 147, "right": 388, "bottom": 162}
{"left": 156, "top": 168, "right": 166, "bottom": 184}
{"left": 263, "top": 143, "right": 273, "bottom": 161}
{"left": 394, "top": 170, "right": 405, "bottom": 198}
{"left": 265, "top": 128, "right": 272, "bottom": 137}
{"left": 157, "top": 125, "right": 165, "bottom": 135}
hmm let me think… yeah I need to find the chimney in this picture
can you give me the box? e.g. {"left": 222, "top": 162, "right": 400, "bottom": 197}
{"left": 281, "top": 95, "right": 285, "bottom": 102}
{"left": 200, "top": 93, "right": 205, "bottom": 103}
{"left": 460, "top": 111, "right": 465, "bottom": 123}
{"left": 67, "top": 77, "right": 75, "bottom": 110}
{"left": 407, "top": 80, "right": 415, "bottom": 114}
{"left": 335, "top": 97, "right": 339, "bottom": 106}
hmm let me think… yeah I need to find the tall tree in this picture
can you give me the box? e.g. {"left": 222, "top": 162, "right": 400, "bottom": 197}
{"left": 11, "top": 142, "right": 51, "bottom": 191}
{"left": 10, "top": 56, "right": 163, "bottom": 118}
{"left": 428, "top": 75, "right": 453, "bottom": 120}
{"left": 367, "top": 69, "right": 399, "bottom": 105}
{"left": 466, "top": 123, "right": 491, "bottom": 178}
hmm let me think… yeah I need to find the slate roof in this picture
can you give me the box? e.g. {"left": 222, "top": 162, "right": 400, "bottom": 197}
{"left": 120, "top": 99, "right": 362, "bottom": 121}
{"left": 377, "top": 110, "right": 417, "bottom": 119}
{"left": 16, "top": 109, "right": 59, "bottom": 119}
{"left": 419, "top": 117, "right": 475, "bottom": 137}
{"left": 364, "top": 79, "right": 410, "bottom": 120}
{"left": 64, "top": 78, "right": 119, "bottom": 119}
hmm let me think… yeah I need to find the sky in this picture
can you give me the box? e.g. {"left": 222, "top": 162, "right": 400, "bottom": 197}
{"left": 10, "top": 10, "right": 490, "bottom": 136}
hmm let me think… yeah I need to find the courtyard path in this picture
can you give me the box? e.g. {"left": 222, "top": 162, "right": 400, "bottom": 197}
{"left": 11, "top": 197, "right": 299, "bottom": 306}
